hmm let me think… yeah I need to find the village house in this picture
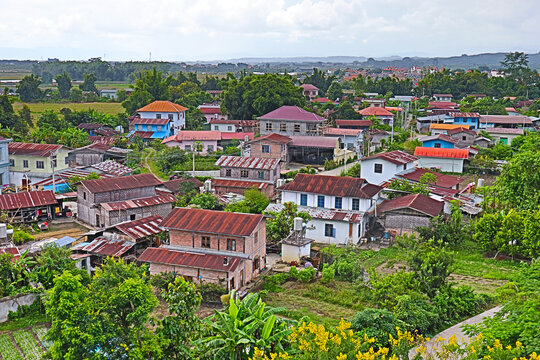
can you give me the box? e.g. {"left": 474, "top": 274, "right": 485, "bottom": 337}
{"left": 446, "top": 127, "right": 477, "bottom": 148}
{"left": 478, "top": 115, "right": 533, "bottom": 129}
{"left": 414, "top": 147, "right": 469, "bottom": 173}
{"left": 415, "top": 115, "right": 452, "bottom": 133}
{"left": 198, "top": 104, "right": 227, "bottom": 122}
{"left": 273, "top": 173, "right": 382, "bottom": 245}
{"left": 394, "top": 167, "right": 464, "bottom": 190}
{"left": 258, "top": 105, "right": 327, "bottom": 137}
{"left": 360, "top": 150, "right": 418, "bottom": 186}
{"left": 66, "top": 143, "right": 130, "bottom": 167}
{"left": 209, "top": 119, "right": 257, "bottom": 133}
{"left": 419, "top": 134, "right": 457, "bottom": 149}
{"left": 205, "top": 90, "right": 222, "bottom": 100}
{"left": 139, "top": 208, "right": 266, "bottom": 290}
{"left": 162, "top": 131, "right": 221, "bottom": 154}
{"left": 485, "top": 127, "right": 524, "bottom": 145}
{"left": 0, "top": 137, "right": 11, "bottom": 187}
{"left": 162, "top": 177, "right": 203, "bottom": 195}
{"left": 245, "top": 133, "right": 292, "bottom": 163}
{"left": 129, "top": 100, "right": 188, "bottom": 139}
{"left": 9, "top": 142, "right": 71, "bottom": 186}
{"left": 429, "top": 123, "right": 471, "bottom": 136}
{"left": 300, "top": 83, "right": 319, "bottom": 101}
{"left": 358, "top": 107, "right": 394, "bottom": 126}
{"left": 426, "top": 102, "right": 458, "bottom": 115}
{"left": 76, "top": 123, "right": 118, "bottom": 137}
{"left": 0, "top": 190, "right": 58, "bottom": 223}
{"left": 474, "top": 137, "right": 492, "bottom": 148}
{"left": 448, "top": 112, "right": 481, "bottom": 130}
{"left": 76, "top": 173, "right": 176, "bottom": 228}
{"left": 432, "top": 94, "right": 453, "bottom": 102}
{"left": 323, "top": 128, "right": 364, "bottom": 155}
{"left": 288, "top": 136, "right": 351, "bottom": 165}
{"left": 335, "top": 119, "right": 372, "bottom": 130}
{"left": 375, "top": 193, "right": 444, "bottom": 235}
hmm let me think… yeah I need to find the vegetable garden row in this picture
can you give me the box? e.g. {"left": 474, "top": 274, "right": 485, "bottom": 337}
{"left": 0, "top": 326, "right": 47, "bottom": 360}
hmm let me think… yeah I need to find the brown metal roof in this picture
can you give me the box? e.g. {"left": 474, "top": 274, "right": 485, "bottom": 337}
{"left": 9, "top": 142, "right": 64, "bottom": 157}
{"left": 100, "top": 192, "right": 176, "bottom": 211}
{"left": 377, "top": 193, "right": 443, "bottom": 217}
{"left": 246, "top": 133, "right": 292, "bottom": 145}
{"left": 81, "top": 237, "right": 135, "bottom": 257}
{"left": 290, "top": 136, "right": 337, "bottom": 148}
{"left": 335, "top": 119, "right": 372, "bottom": 127}
{"left": 0, "top": 190, "right": 58, "bottom": 210}
{"left": 479, "top": 115, "right": 532, "bottom": 125}
{"left": 138, "top": 247, "right": 242, "bottom": 272}
{"left": 81, "top": 173, "right": 162, "bottom": 193}
{"left": 215, "top": 156, "right": 280, "bottom": 170}
{"left": 130, "top": 118, "right": 170, "bottom": 125}
{"left": 280, "top": 173, "right": 382, "bottom": 198}
{"left": 161, "top": 208, "right": 263, "bottom": 237}
{"left": 362, "top": 150, "right": 418, "bottom": 165}
{"left": 113, "top": 214, "right": 163, "bottom": 240}
{"left": 397, "top": 168, "right": 464, "bottom": 189}
{"left": 90, "top": 160, "right": 133, "bottom": 176}
{"left": 212, "top": 179, "right": 269, "bottom": 190}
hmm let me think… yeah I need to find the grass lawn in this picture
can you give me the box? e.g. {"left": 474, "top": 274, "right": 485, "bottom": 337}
{"left": 0, "top": 311, "right": 48, "bottom": 332}
{"left": 12, "top": 102, "right": 125, "bottom": 122}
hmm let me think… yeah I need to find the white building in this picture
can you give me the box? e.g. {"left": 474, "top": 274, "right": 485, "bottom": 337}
{"left": 272, "top": 173, "right": 382, "bottom": 245}
{"left": 136, "top": 101, "right": 187, "bottom": 135}
{"left": 360, "top": 150, "right": 418, "bottom": 186}
{"left": 414, "top": 147, "right": 469, "bottom": 173}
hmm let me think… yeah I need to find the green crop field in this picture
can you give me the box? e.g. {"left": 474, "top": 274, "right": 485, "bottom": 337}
{"left": 0, "top": 71, "right": 30, "bottom": 80}
{"left": 12, "top": 102, "right": 126, "bottom": 122}
{"left": 0, "top": 326, "right": 48, "bottom": 359}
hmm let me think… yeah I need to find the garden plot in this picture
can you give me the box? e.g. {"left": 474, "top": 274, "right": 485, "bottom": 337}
{"left": 33, "top": 326, "right": 50, "bottom": 349}
{"left": 13, "top": 330, "right": 43, "bottom": 360}
{"left": 0, "top": 333, "right": 24, "bottom": 360}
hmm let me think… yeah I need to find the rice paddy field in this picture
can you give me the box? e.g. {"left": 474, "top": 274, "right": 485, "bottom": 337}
{"left": 11, "top": 102, "right": 126, "bottom": 122}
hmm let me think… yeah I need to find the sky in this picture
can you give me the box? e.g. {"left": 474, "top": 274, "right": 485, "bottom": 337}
{"left": 0, "top": 0, "right": 538, "bottom": 62}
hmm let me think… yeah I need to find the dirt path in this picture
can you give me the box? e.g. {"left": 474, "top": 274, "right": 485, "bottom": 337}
{"left": 144, "top": 148, "right": 157, "bottom": 176}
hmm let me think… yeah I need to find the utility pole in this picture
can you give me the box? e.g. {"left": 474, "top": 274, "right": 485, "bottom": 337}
{"left": 51, "top": 154, "right": 57, "bottom": 193}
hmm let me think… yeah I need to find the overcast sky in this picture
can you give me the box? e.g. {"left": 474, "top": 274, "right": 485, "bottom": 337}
{"left": 1, "top": 0, "right": 537, "bottom": 61}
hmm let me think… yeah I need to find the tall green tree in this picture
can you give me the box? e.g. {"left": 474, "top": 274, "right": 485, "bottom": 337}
{"left": 326, "top": 82, "right": 343, "bottom": 101}
{"left": 16, "top": 74, "right": 42, "bottom": 102}
{"left": 501, "top": 52, "right": 530, "bottom": 84}
{"left": 122, "top": 68, "right": 173, "bottom": 114}
{"left": 408, "top": 240, "right": 454, "bottom": 298}
{"left": 55, "top": 71, "right": 72, "bottom": 99}
{"left": 265, "top": 202, "right": 311, "bottom": 243}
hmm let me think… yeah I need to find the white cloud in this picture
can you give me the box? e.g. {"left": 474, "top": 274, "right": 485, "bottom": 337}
{"left": 0, "top": 0, "right": 537, "bottom": 60}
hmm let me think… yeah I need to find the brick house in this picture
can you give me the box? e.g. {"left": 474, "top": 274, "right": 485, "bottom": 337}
{"left": 446, "top": 127, "right": 477, "bottom": 148}
{"left": 258, "top": 106, "right": 326, "bottom": 136}
{"left": 245, "top": 133, "right": 292, "bottom": 162}
{"left": 77, "top": 173, "right": 176, "bottom": 228}
{"left": 138, "top": 208, "right": 266, "bottom": 290}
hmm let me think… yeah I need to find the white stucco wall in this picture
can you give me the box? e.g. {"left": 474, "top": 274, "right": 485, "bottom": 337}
{"left": 361, "top": 159, "right": 413, "bottom": 185}
{"left": 138, "top": 111, "right": 186, "bottom": 133}
{"left": 417, "top": 157, "right": 464, "bottom": 173}
{"left": 211, "top": 123, "right": 237, "bottom": 132}
{"left": 282, "top": 191, "right": 374, "bottom": 212}
{"left": 304, "top": 218, "right": 365, "bottom": 245}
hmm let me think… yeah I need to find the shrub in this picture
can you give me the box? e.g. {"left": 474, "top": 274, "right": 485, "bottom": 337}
{"left": 368, "top": 270, "right": 419, "bottom": 309}
{"left": 433, "top": 285, "right": 487, "bottom": 326}
{"left": 321, "top": 266, "right": 335, "bottom": 284}
{"left": 350, "top": 308, "right": 407, "bottom": 347}
{"left": 12, "top": 228, "right": 34, "bottom": 245}
{"left": 393, "top": 294, "right": 439, "bottom": 336}
{"left": 288, "top": 266, "right": 298, "bottom": 278}
{"left": 150, "top": 272, "right": 176, "bottom": 291}
{"left": 261, "top": 273, "right": 291, "bottom": 292}
{"left": 197, "top": 282, "right": 227, "bottom": 304}
{"left": 297, "top": 267, "right": 317, "bottom": 283}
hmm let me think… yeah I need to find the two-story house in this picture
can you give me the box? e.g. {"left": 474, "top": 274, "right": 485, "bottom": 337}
{"left": 0, "top": 137, "right": 11, "bottom": 187}
{"left": 360, "top": 150, "right": 418, "bottom": 186}
{"left": 358, "top": 107, "right": 394, "bottom": 126}
{"left": 479, "top": 115, "right": 533, "bottom": 129}
{"left": 138, "top": 208, "right": 266, "bottom": 290}
{"left": 323, "top": 128, "right": 364, "bottom": 155}
{"left": 129, "top": 100, "right": 188, "bottom": 139}
{"left": 212, "top": 156, "right": 280, "bottom": 197}
{"left": 9, "top": 142, "right": 71, "bottom": 186}
{"left": 446, "top": 127, "right": 477, "bottom": 148}
{"left": 245, "top": 133, "right": 292, "bottom": 163}
{"left": 432, "top": 94, "right": 453, "bottom": 102}
{"left": 162, "top": 131, "right": 222, "bottom": 154}
{"left": 272, "top": 173, "right": 382, "bottom": 245}
{"left": 77, "top": 173, "right": 176, "bottom": 228}
{"left": 258, "top": 106, "right": 326, "bottom": 137}
{"left": 300, "top": 84, "right": 319, "bottom": 101}
{"left": 448, "top": 112, "right": 480, "bottom": 130}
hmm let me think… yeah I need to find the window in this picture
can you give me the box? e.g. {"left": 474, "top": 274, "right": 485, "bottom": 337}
{"left": 254, "top": 231, "right": 258, "bottom": 244}
{"left": 258, "top": 171, "right": 264, "bottom": 179}
{"left": 300, "top": 194, "right": 308, "bottom": 206}
{"left": 52, "top": 158, "right": 57, "bottom": 168}
{"left": 325, "top": 224, "right": 335, "bottom": 237}
{"left": 168, "top": 114, "right": 174, "bottom": 120}
{"left": 9, "top": 159, "right": 14, "bottom": 166}
{"left": 462, "top": 136, "right": 467, "bottom": 141}
{"left": 317, "top": 195, "right": 325, "bottom": 208}
{"left": 156, "top": 114, "right": 162, "bottom": 119}
{"left": 227, "top": 126, "right": 232, "bottom": 131}
{"left": 227, "top": 239, "right": 236, "bottom": 251}
{"left": 265, "top": 122, "right": 273, "bottom": 132}
{"left": 434, "top": 143, "right": 441, "bottom": 148}
{"left": 36, "top": 161, "right": 44, "bottom": 169}
{"left": 294, "top": 124, "right": 301, "bottom": 133}
{"left": 223, "top": 257, "right": 229, "bottom": 266}
{"left": 202, "top": 236, "right": 211, "bottom": 248}
{"left": 225, "top": 169, "right": 232, "bottom": 177}
{"left": 335, "top": 197, "right": 342, "bottom": 209}
{"left": 130, "top": 214, "right": 136, "bottom": 220}
{"left": 214, "top": 125, "right": 219, "bottom": 130}
{"left": 352, "top": 198, "right": 360, "bottom": 211}
{"left": 280, "top": 123, "right": 287, "bottom": 132}
{"left": 403, "top": 164, "right": 407, "bottom": 170}
{"left": 207, "top": 145, "right": 214, "bottom": 152}
{"left": 374, "top": 163, "right": 383, "bottom": 173}
{"left": 240, "top": 170, "right": 249, "bottom": 178}
{"left": 24, "top": 159, "right": 30, "bottom": 168}
{"left": 185, "top": 145, "right": 191, "bottom": 151}
{"left": 156, "top": 125, "right": 162, "bottom": 131}
{"left": 262, "top": 145, "right": 270, "bottom": 153}
{"left": 83, "top": 192, "right": 87, "bottom": 200}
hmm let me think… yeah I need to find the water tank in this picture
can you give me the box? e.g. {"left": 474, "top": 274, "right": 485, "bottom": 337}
{"left": 244, "top": 135, "right": 249, "bottom": 142}
{"left": 477, "top": 178, "right": 485, "bottom": 188}
{"left": 294, "top": 217, "right": 303, "bottom": 231}
{"left": 115, "top": 125, "right": 124, "bottom": 133}
{"left": 0, "top": 224, "right": 6, "bottom": 239}
{"left": 276, "top": 179, "right": 285, "bottom": 187}
{"left": 204, "top": 179, "right": 212, "bottom": 192}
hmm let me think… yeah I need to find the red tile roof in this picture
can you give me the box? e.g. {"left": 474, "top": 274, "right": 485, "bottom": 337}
{"left": 377, "top": 193, "right": 443, "bottom": 217}
{"left": 139, "top": 247, "right": 242, "bottom": 272}
{"left": 137, "top": 100, "right": 187, "bottom": 113}
{"left": 215, "top": 156, "right": 280, "bottom": 170}
{"left": 362, "top": 150, "right": 417, "bottom": 165}
{"left": 113, "top": 214, "right": 164, "bottom": 240}
{"left": 81, "top": 173, "right": 162, "bottom": 193}
{"left": 358, "top": 107, "right": 394, "bottom": 117}
{"left": 335, "top": 119, "right": 372, "bottom": 127}
{"left": 324, "top": 128, "right": 363, "bottom": 136}
{"left": 290, "top": 136, "right": 337, "bottom": 148}
{"left": 160, "top": 208, "right": 263, "bottom": 237}
{"left": 246, "top": 133, "right": 292, "bottom": 144}
{"left": 212, "top": 179, "right": 269, "bottom": 191}
{"left": 485, "top": 127, "right": 524, "bottom": 135}
{"left": 414, "top": 147, "right": 469, "bottom": 159}
{"left": 398, "top": 168, "right": 464, "bottom": 189}
{"left": 100, "top": 192, "right": 176, "bottom": 211}
{"left": 0, "top": 190, "right": 57, "bottom": 210}
{"left": 81, "top": 237, "right": 134, "bottom": 257}
{"left": 300, "top": 84, "right": 319, "bottom": 91}
{"left": 280, "top": 173, "right": 381, "bottom": 198}
{"left": 130, "top": 118, "right": 170, "bottom": 125}
{"left": 259, "top": 106, "right": 326, "bottom": 122}
{"left": 9, "top": 142, "right": 64, "bottom": 157}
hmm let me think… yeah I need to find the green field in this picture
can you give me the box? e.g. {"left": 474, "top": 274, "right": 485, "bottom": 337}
{"left": 12, "top": 102, "right": 126, "bottom": 122}
{"left": 95, "top": 81, "right": 133, "bottom": 89}
{"left": 0, "top": 327, "right": 47, "bottom": 360}
{"left": 0, "top": 71, "right": 30, "bottom": 80}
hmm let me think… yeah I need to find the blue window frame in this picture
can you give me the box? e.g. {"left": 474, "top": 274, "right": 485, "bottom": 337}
{"left": 317, "top": 195, "right": 325, "bottom": 208}
{"left": 300, "top": 194, "right": 307, "bottom": 206}
{"left": 325, "top": 224, "right": 335, "bottom": 237}
{"left": 335, "top": 197, "right": 342, "bottom": 209}
{"left": 262, "top": 145, "right": 270, "bottom": 153}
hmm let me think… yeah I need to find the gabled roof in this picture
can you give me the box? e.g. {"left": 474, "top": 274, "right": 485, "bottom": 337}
{"left": 258, "top": 106, "right": 325, "bottom": 122}
{"left": 130, "top": 118, "right": 170, "bottom": 125}
{"left": 362, "top": 150, "right": 417, "bottom": 165}
{"left": 280, "top": 173, "right": 382, "bottom": 199}
{"left": 9, "top": 142, "right": 65, "bottom": 157}
{"left": 433, "top": 94, "right": 453, "bottom": 97}
{"left": 358, "top": 107, "right": 394, "bottom": 116}
{"left": 485, "top": 127, "right": 524, "bottom": 135}
{"left": 397, "top": 168, "right": 464, "bottom": 189}
{"left": 377, "top": 193, "right": 443, "bottom": 217}
{"left": 199, "top": 106, "right": 222, "bottom": 114}
{"left": 77, "top": 123, "right": 104, "bottom": 130}
{"left": 139, "top": 247, "right": 242, "bottom": 272}
{"left": 246, "top": 133, "right": 292, "bottom": 145}
{"left": 81, "top": 237, "right": 134, "bottom": 257}
{"left": 324, "top": 128, "right": 363, "bottom": 136}
{"left": 89, "top": 160, "right": 133, "bottom": 176}
{"left": 446, "top": 127, "right": 477, "bottom": 136}
{"left": 479, "top": 115, "right": 532, "bottom": 125}
{"left": 300, "top": 83, "right": 319, "bottom": 91}
{"left": 312, "top": 97, "right": 336, "bottom": 104}
{"left": 290, "top": 136, "right": 337, "bottom": 148}
{"left": 335, "top": 119, "right": 372, "bottom": 127}
{"left": 113, "top": 214, "right": 164, "bottom": 240}
{"left": 212, "top": 179, "right": 269, "bottom": 191}
{"left": 160, "top": 208, "right": 263, "bottom": 237}
{"left": 215, "top": 156, "right": 280, "bottom": 170}
{"left": 419, "top": 134, "right": 458, "bottom": 144}
{"left": 80, "top": 173, "right": 162, "bottom": 193}
{"left": 414, "top": 147, "right": 469, "bottom": 159}
{"left": 162, "top": 131, "right": 222, "bottom": 143}
{"left": 137, "top": 100, "right": 188, "bottom": 113}
{"left": 0, "top": 190, "right": 57, "bottom": 210}
{"left": 220, "top": 132, "right": 254, "bottom": 141}
{"left": 428, "top": 101, "right": 458, "bottom": 108}
{"left": 266, "top": 203, "right": 364, "bottom": 223}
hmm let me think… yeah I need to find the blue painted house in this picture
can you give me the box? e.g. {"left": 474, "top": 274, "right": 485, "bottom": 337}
{"left": 129, "top": 118, "right": 172, "bottom": 139}
{"left": 419, "top": 134, "right": 456, "bottom": 149}
{"left": 449, "top": 112, "right": 480, "bottom": 129}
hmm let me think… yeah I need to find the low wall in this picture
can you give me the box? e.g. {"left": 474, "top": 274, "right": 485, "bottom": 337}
{"left": 0, "top": 293, "right": 39, "bottom": 323}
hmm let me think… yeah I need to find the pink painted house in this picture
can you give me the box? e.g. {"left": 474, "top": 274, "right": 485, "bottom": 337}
{"left": 162, "top": 131, "right": 222, "bottom": 154}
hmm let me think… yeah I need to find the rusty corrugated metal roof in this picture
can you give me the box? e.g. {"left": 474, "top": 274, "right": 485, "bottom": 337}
{"left": 280, "top": 173, "right": 381, "bottom": 199}
{"left": 377, "top": 193, "right": 443, "bottom": 217}
{"left": 266, "top": 203, "right": 364, "bottom": 223}
{"left": 9, "top": 142, "right": 65, "bottom": 156}
{"left": 138, "top": 247, "right": 242, "bottom": 272}
{"left": 0, "top": 190, "right": 58, "bottom": 210}
{"left": 215, "top": 156, "right": 280, "bottom": 170}
{"left": 81, "top": 173, "right": 162, "bottom": 193}
{"left": 161, "top": 208, "right": 263, "bottom": 237}
{"left": 81, "top": 237, "right": 135, "bottom": 257}
{"left": 212, "top": 179, "right": 269, "bottom": 190}
{"left": 113, "top": 214, "right": 163, "bottom": 240}
{"left": 414, "top": 147, "right": 469, "bottom": 159}
{"left": 100, "top": 192, "right": 176, "bottom": 211}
